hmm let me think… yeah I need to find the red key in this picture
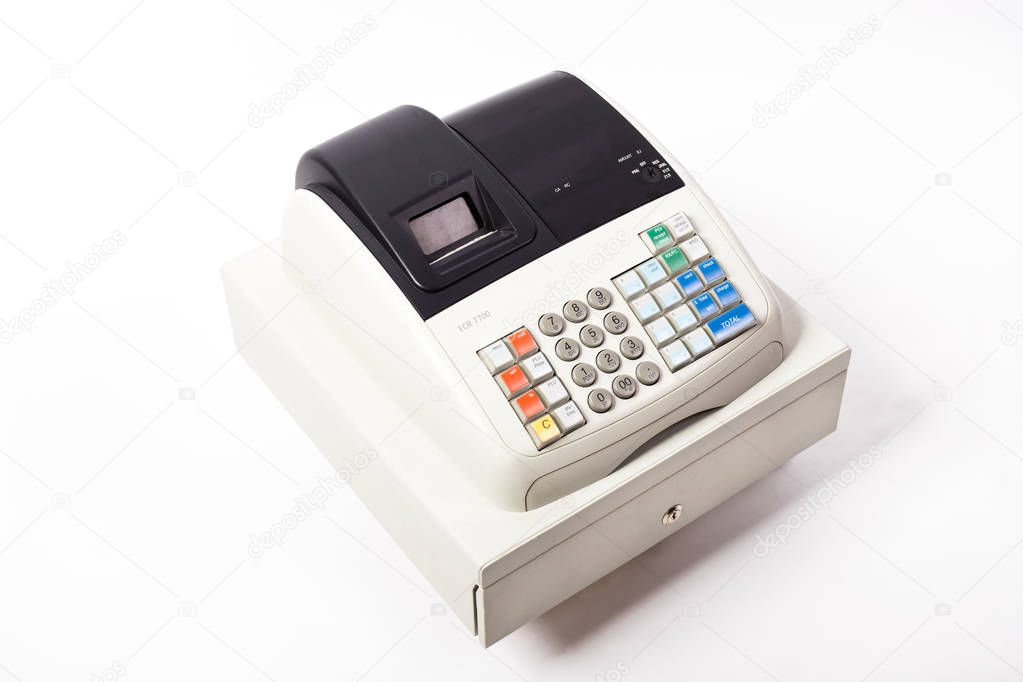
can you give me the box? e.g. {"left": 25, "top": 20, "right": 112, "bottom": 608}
{"left": 513, "top": 390, "right": 545, "bottom": 421}
{"left": 498, "top": 365, "right": 529, "bottom": 397}
{"left": 505, "top": 328, "right": 537, "bottom": 358}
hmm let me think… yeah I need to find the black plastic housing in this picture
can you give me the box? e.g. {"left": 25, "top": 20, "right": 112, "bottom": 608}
{"left": 296, "top": 72, "right": 682, "bottom": 319}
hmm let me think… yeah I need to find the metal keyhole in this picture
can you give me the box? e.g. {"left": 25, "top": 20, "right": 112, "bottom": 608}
{"left": 662, "top": 504, "right": 683, "bottom": 526}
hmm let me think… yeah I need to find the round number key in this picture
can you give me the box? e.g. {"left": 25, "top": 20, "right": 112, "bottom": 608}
{"left": 555, "top": 337, "right": 581, "bottom": 361}
{"left": 538, "top": 313, "right": 566, "bottom": 336}
{"left": 603, "top": 311, "right": 628, "bottom": 335}
{"left": 587, "top": 287, "right": 613, "bottom": 310}
{"left": 563, "top": 299, "right": 589, "bottom": 323}
{"left": 587, "top": 388, "right": 614, "bottom": 413}
{"left": 612, "top": 374, "right": 637, "bottom": 399}
{"left": 635, "top": 361, "right": 661, "bottom": 386}
{"left": 620, "top": 336, "right": 645, "bottom": 360}
{"left": 579, "top": 324, "right": 604, "bottom": 348}
{"left": 572, "top": 362, "right": 597, "bottom": 387}
{"left": 596, "top": 349, "right": 621, "bottom": 373}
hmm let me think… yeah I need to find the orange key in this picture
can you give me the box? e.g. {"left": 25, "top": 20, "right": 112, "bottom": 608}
{"left": 505, "top": 328, "right": 537, "bottom": 358}
{"left": 513, "top": 390, "right": 545, "bottom": 422}
{"left": 497, "top": 365, "right": 529, "bottom": 397}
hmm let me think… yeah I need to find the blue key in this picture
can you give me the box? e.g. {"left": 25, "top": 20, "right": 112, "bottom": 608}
{"left": 712, "top": 281, "right": 741, "bottom": 308}
{"left": 697, "top": 258, "right": 725, "bottom": 285}
{"left": 705, "top": 303, "right": 756, "bottom": 343}
{"left": 675, "top": 270, "right": 703, "bottom": 298}
{"left": 690, "top": 293, "right": 719, "bottom": 320}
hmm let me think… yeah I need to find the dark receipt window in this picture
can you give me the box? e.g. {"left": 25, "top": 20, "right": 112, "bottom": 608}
{"left": 447, "top": 72, "right": 683, "bottom": 245}
{"left": 408, "top": 196, "right": 480, "bottom": 257}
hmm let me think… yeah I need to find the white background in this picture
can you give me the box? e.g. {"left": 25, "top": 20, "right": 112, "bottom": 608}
{"left": 2, "top": 1, "right": 1022, "bottom": 680}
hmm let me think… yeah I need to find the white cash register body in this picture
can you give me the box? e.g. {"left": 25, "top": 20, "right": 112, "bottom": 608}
{"left": 284, "top": 72, "right": 783, "bottom": 511}
{"left": 226, "top": 72, "right": 849, "bottom": 645}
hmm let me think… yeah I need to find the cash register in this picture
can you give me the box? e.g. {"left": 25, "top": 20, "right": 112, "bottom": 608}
{"left": 223, "top": 71, "right": 850, "bottom": 644}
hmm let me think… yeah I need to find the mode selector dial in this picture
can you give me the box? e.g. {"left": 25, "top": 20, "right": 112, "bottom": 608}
{"left": 640, "top": 165, "right": 662, "bottom": 183}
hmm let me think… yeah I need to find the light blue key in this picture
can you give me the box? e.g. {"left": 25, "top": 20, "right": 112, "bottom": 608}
{"left": 712, "top": 281, "right": 741, "bottom": 308}
{"left": 636, "top": 259, "right": 667, "bottom": 286}
{"left": 613, "top": 270, "right": 645, "bottom": 299}
{"left": 697, "top": 258, "right": 725, "bottom": 285}
{"left": 660, "top": 340, "right": 692, "bottom": 371}
{"left": 682, "top": 328, "right": 714, "bottom": 356}
{"left": 690, "top": 293, "right": 719, "bottom": 320}
{"left": 675, "top": 270, "right": 703, "bottom": 298}
{"left": 629, "top": 293, "right": 661, "bottom": 323}
{"left": 665, "top": 305, "right": 698, "bottom": 333}
{"left": 705, "top": 303, "right": 756, "bottom": 343}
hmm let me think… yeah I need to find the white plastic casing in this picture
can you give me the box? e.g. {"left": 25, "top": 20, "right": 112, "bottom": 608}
{"left": 281, "top": 89, "right": 783, "bottom": 511}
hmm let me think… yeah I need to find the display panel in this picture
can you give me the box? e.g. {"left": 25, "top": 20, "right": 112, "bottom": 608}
{"left": 408, "top": 196, "right": 480, "bottom": 256}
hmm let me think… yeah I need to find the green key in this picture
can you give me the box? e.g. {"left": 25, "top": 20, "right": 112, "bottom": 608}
{"left": 644, "top": 224, "right": 673, "bottom": 252}
{"left": 660, "top": 246, "right": 688, "bottom": 273}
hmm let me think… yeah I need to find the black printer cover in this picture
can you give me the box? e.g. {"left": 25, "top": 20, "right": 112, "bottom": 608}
{"left": 297, "top": 71, "right": 683, "bottom": 319}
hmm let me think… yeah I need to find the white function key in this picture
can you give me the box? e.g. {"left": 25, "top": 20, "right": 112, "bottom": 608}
{"left": 644, "top": 317, "right": 677, "bottom": 347}
{"left": 665, "top": 305, "right": 699, "bottom": 334}
{"left": 636, "top": 259, "right": 668, "bottom": 287}
{"left": 551, "top": 401, "right": 586, "bottom": 434}
{"left": 521, "top": 352, "right": 554, "bottom": 383}
{"left": 477, "top": 340, "right": 514, "bottom": 374}
{"left": 629, "top": 293, "right": 660, "bottom": 323}
{"left": 535, "top": 377, "right": 569, "bottom": 408}
{"left": 613, "top": 270, "right": 645, "bottom": 300}
{"left": 682, "top": 328, "right": 714, "bottom": 357}
{"left": 679, "top": 235, "right": 710, "bottom": 263}
{"left": 660, "top": 340, "right": 692, "bottom": 371}
{"left": 650, "top": 281, "right": 683, "bottom": 309}
{"left": 664, "top": 212, "right": 695, "bottom": 241}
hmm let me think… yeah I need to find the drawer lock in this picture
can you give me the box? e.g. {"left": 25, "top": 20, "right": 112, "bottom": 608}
{"left": 661, "top": 504, "right": 684, "bottom": 525}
